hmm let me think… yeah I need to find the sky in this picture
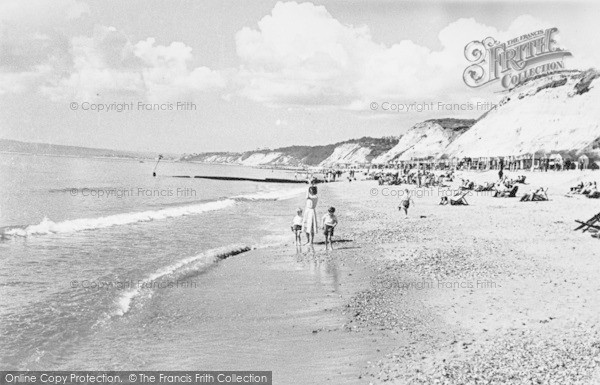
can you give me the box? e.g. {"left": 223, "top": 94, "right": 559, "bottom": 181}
{"left": 0, "top": 0, "right": 599, "bottom": 154}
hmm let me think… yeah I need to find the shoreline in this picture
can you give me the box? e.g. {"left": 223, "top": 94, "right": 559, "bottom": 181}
{"left": 3, "top": 162, "right": 600, "bottom": 382}
{"left": 132, "top": 168, "right": 599, "bottom": 383}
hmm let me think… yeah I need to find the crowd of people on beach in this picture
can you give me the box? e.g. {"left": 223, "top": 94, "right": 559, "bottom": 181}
{"left": 294, "top": 168, "right": 356, "bottom": 184}
{"left": 568, "top": 181, "right": 600, "bottom": 198}
{"left": 289, "top": 165, "right": 600, "bottom": 249}
{"left": 374, "top": 168, "right": 454, "bottom": 188}
{"left": 458, "top": 174, "right": 550, "bottom": 201}
{"left": 375, "top": 165, "right": 558, "bottom": 207}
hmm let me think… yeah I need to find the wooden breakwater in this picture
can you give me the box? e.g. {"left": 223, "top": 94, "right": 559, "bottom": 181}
{"left": 170, "top": 175, "right": 308, "bottom": 184}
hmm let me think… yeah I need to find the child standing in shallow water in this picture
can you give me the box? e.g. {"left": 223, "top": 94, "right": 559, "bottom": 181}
{"left": 321, "top": 207, "right": 338, "bottom": 250}
{"left": 291, "top": 208, "right": 303, "bottom": 246}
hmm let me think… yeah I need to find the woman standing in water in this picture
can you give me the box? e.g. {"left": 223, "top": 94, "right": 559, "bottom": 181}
{"left": 302, "top": 185, "right": 319, "bottom": 245}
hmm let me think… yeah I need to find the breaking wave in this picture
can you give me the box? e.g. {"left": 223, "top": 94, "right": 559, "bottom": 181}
{"left": 233, "top": 186, "right": 305, "bottom": 201}
{"left": 3, "top": 185, "right": 305, "bottom": 238}
{"left": 4, "top": 199, "right": 235, "bottom": 237}
{"left": 112, "top": 244, "right": 252, "bottom": 316}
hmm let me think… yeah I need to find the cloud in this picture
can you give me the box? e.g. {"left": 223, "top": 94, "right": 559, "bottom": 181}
{"left": 0, "top": 0, "right": 89, "bottom": 26}
{"left": 234, "top": 2, "right": 555, "bottom": 110}
{"left": 38, "top": 26, "right": 142, "bottom": 100}
{"left": 235, "top": 1, "right": 370, "bottom": 107}
{"left": 40, "top": 27, "right": 226, "bottom": 102}
{"left": 134, "top": 38, "right": 226, "bottom": 102}
{"left": 0, "top": 66, "right": 53, "bottom": 95}
{"left": 0, "top": 0, "right": 86, "bottom": 94}
{"left": 0, "top": 2, "right": 225, "bottom": 101}
{"left": 0, "top": 0, "right": 586, "bottom": 108}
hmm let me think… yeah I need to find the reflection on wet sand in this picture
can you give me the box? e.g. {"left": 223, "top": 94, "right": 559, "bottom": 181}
{"left": 294, "top": 249, "right": 342, "bottom": 293}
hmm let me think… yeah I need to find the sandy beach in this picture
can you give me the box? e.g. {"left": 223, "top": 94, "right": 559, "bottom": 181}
{"left": 3, "top": 1, "right": 600, "bottom": 382}
{"left": 256, "top": 170, "right": 600, "bottom": 384}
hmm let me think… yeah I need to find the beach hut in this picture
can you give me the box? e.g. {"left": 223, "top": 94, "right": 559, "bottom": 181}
{"left": 578, "top": 154, "right": 590, "bottom": 170}
{"left": 549, "top": 154, "right": 563, "bottom": 170}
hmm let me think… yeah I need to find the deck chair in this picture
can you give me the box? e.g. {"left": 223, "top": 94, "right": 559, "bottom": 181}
{"left": 520, "top": 193, "right": 532, "bottom": 201}
{"left": 570, "top": 183, "right": 584, "bottom": 193}
{"left": 522, "top": 188, "right": 549, "bottom": 202}
{"left": 474, "top": 183, "right": 492, "bottom": 192}
{"left": 494, "top": 185, "right": 518, "bottom": 198}
{"left": 587, "top": 191, "right": 600, "bottom": 199}
{"left": 574, "top": 212, "right": 600, "bottom": 232}
{"left": 450, "top": 192, "right": 469, "bottom": 205}
{"left": 531, "top": 188, "right": 549, "bottom": 201}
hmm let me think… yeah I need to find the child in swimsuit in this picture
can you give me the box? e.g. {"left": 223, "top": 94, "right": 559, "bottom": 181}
{"left": 399, "top": 189, "right": 413, "bottom": 217}
{"left": 291, "top": 208, "right": 303, "bottom": 246}
{"left": 321, "top": 207, "right": 338, "bottom": 250}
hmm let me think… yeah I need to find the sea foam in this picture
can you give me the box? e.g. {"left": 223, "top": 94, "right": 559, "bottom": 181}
{"left": 112, "top": 244, "right": 252, "bottom": 316}
{"left": 4, "top": 199, "right": 235, "bottom": 237}
{"left": 4, "top": 185, "right": 305, "bottom": 238}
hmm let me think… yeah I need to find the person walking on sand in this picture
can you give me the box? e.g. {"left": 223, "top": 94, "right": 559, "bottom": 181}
{"left": 301, "top": 185, "right": 318, "bottom": 245}
{"left": 399, "top": 189, "right": 413, "bottom": 217}
{"left": 321, "top": 207, "right": 338, "bottom": 251}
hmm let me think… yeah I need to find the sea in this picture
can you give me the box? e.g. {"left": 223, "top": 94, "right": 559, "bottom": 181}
{"left": 0, "top": 152, "right": 342, "bottom": 371}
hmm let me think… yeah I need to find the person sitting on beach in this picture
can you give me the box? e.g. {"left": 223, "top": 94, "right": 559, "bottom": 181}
{"left": 571, "top": 182, "right": 584, "bottom": 193}
{"left": 460, "top": 179, "right": 474, "bottom": 190}
{"left": 582, "top": 182, "right": 597, "bottom": 195}
{"left": 321, "top": 207, "right": 338, "bottom": 250}
{"left": 291, "top": 208, "right": 303, "bottom": 246}
{"left": 399, "top": 189, "right": 413, "bottom": 217}
{"left": 587, "top": 184, "right": 600, "bottom": 199}
{"left": 522, "top": 187, "right": 549, "bottom": 201}
{"left": 520, "top": 188, "right": 536, "bottom": 201}
{"left": 533, "top": 187, "right": 549, "bottom": 201}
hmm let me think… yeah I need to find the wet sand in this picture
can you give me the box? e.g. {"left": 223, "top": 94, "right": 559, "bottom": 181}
{"left": 76, "top": 170, "right": 600, "bottom": 384}
{"left": 65, "top": 242, "right": 400, "bottom": 383}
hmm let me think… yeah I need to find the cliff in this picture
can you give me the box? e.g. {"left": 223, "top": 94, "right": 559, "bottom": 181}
{"left": 372, "top": 118, "right": 475, "bottom": 163}
{"left": 181, "top": 137, "right": 399, "bottom": 167}
{"left": 444, "top": 69, "right": 600, "bottom": 159}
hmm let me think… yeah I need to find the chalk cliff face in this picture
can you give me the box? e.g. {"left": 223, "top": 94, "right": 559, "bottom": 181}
{"left": 372, "top": 119, "right": 475, "bottom": 163}
{"left": 318, "top": 143, "right": 374, "bottom": 167}
{"left": 444, "top": 69, "right": 600, "bottom": 159}
{"left": 198, "top": 154, "right": 241, "bottom": 163}
{"left": 180, "top": 137, "right": 398, "bottom": 167}
{"left": 238, "top": 152, "right": 285, "bottom": 166}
